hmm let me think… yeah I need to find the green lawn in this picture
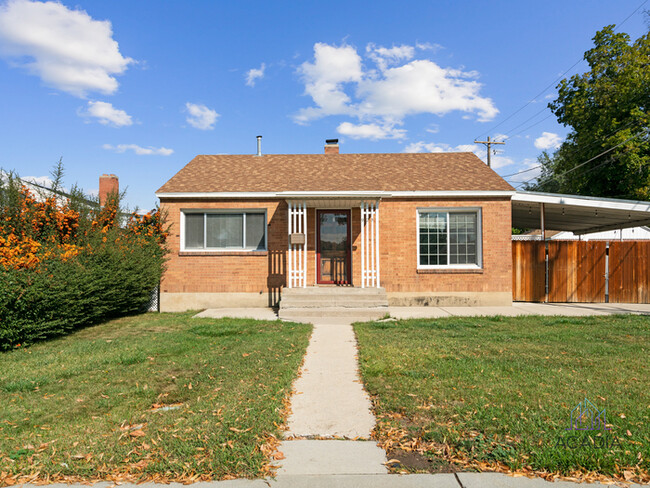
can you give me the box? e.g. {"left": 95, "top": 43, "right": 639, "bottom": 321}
{"left": 355, "top": 315, "right": 650, "bottom": 483}
{"left": 0, "top": 313, "right": 311, "bottom": 484}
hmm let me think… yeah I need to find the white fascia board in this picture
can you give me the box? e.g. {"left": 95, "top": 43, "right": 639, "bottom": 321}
{"left": 156, "top": 192, "right": 278, "bottom": 199}
{"left": 279, "top": 191, "right": 389, "bottom": 198}
{"left": 390, "top": 191, "right": 515, "bottom": 198}
{"left": 514, "top": 191, "right": 650, "bottom": 212}
{"left": 157, "top": 190, "right": 515, "bottom": 199}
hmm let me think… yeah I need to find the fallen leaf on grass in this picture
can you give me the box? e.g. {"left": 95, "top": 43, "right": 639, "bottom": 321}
{"left": 229, "top": 427, "right": 252, "bottom": 433}
{"left": 129, "top": 430, "right": 146, "bottom": 438}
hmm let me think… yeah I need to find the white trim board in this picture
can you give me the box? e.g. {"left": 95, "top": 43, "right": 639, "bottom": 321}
{"left": 157, "top": 190, "right": 515, "bottom": 199}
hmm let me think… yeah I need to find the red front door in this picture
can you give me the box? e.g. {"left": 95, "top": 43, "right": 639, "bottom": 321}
{"left": 317, "top": 210, "right": 351, "bottom": 284}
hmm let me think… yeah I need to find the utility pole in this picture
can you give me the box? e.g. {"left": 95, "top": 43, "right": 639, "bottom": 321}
{"left": 474, "top": 136, "right": 505, "bottom": 168}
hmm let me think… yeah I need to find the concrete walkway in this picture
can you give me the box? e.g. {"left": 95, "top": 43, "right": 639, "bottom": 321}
{"left": 195, "top": 302, "right": 650, "bottom": 321}
{"left": 276, "top": 317, "right": 387, "bottom": 476}
{"left": 390, "top": 302, "right": 650, "bottom": 319}
{"left": 21, "top": 473, "right": 648, "bottom": 487}
{"left": 190, "top": 304, "right": 650, "bottom": 483}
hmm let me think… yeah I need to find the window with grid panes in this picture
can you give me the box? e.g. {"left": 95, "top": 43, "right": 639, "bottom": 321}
{"left": 418, "top": 210, "right": 480, "bottom": 268}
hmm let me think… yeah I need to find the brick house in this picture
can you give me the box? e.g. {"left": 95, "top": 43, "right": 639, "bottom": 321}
{"left": 156, "top": 139, "right": 515, "bottom": 312}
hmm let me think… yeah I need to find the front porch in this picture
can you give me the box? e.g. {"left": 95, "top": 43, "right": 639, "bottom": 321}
{"left": 285, "top": 195, "right": 382, "bottom": 290}
{"left": 278, "top": 286, "right": 389, "bottom": 321}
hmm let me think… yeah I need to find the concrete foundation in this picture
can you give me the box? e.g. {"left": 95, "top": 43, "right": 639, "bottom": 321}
{"left": 162, "top": 290, "right": 513, "bottom": 312}
{"left": 387, "top": 291, "right": 512, "bottom": 307}
{"left": 160, "top": 292, "right": 269, "bottom": 312}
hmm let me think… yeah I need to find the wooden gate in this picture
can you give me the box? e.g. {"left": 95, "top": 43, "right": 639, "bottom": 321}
{"left": 512, "top": 240, "right": 650, "bottom": 303}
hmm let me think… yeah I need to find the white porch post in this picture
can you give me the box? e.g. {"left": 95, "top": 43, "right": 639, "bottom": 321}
{"left": 287, "top": 201, "right": 293, "bottom": 288}
{"left": 287, "top": 201, "right": 308, "bottom": 288}
{"left": 360, "top": 200, "right": 381, "bottom": 288}
{"left": 375, "top": 200, "right": 380, "bottom": 287}
{"left": 361, "top": 202, "right": 366, "bottom": 288}
{"left": 302, "top": 201, "right": 307, "bottom": 288}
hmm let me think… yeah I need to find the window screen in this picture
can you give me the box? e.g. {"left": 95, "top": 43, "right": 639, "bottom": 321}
{"left": 185, "top": 213, "right": 204, "bottom": 249}
{"left": 245, "top": 213, "right": 266, "bottom": 249}
{"left": 207, "top": 214, "right": 243, "bottom": 248}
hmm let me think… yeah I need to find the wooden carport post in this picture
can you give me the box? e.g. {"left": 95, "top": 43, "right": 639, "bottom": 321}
{"left": 541, "top": 203, "right": 549, "bottom": 303}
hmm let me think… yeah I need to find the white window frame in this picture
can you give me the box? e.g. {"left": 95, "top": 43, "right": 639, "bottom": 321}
{"left": 416, "top": 207, "right": 483, "bottom": 269}
{"left": 180, "top": 209, "right": 268, "bottom": 252}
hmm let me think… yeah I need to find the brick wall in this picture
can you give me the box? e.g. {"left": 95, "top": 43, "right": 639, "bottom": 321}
{"left": 160, "top": 199, "right": 288, "bottom": 298}
{"left": 160, "top": 197, "right": 512, "bottom": 303}
{"left": 376, "top": 198, "right": 512, "bottom": 293}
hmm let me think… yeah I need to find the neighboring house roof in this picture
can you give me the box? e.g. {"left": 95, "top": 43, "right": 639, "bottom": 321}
{"left": 157, "top": 152, "right": 514, "bottom": 194}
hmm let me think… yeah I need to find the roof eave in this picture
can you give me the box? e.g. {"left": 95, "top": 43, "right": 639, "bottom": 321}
{"left": 155, "top": 190, "right": 515, "bottom": 199}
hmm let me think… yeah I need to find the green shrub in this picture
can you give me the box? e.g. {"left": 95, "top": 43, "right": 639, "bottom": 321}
{"left": 0, "top": 166, "right": 167, "bottom": 350}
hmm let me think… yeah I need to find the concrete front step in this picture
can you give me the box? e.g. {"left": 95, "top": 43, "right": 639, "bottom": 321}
{"left": 281, "top": 296, "right": 388, "bottom": 308}
{"left": 281, "top": 287, "right": 388, "bottom": 309}
{"left": 283, "top": 286, "right": 386, "bottom": 295}
{"left": 278, "top": 307, "right": 388, "bottom": 321}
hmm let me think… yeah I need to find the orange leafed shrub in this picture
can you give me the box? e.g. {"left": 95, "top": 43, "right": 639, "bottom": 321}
{"left": 0, "top": 186, "right": 82, "bottom": 270}
{"left": 1, "top": 174, "right": 167, "bottom": 350}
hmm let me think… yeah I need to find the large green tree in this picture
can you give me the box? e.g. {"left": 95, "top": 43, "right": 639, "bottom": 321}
{"left": 528, "top": 25, "right": 649, "bottom": 200}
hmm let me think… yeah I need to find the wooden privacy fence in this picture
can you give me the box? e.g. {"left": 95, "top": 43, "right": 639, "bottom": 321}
{"left": 512, "top": 240, "right": 650, "bottom": 303}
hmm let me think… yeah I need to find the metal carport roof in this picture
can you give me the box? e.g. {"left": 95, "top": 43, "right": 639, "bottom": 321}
{"left": 512, "top": 191, "right": 650, "bottom": 235}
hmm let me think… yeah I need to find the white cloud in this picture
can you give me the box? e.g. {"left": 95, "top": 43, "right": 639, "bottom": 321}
{"left": 366, "top": 43, "right": 414, "bottom": 71}
{"left": 245, "top": 63, "right": 266, "bottom": 87}
{"left": 405, "top": 141, "right": 482, "bottom": 155}
{"left": 83, "top": 101, "right": 132, "bottom": 127}
{"left": 357, "top": 60, "right": 496, "bottom": 122}
{"left": 337, "top": 121, "right": 406, "bottom": 140}
{"left": 295, "top": 43, "right": 363, "bottom": 124}
{"left": 0, "top": 0, "right": 133, "bottom": 97}
{"left": 185, "top": 102, "right": 219, "bottom": 130}
{"left": 490, "top": 155, "right": 515, "bottom": 169}
{"left": 103, "top": 144, "right": 173, "bottom": 156}
{"left": 405, "top": 140, "right": 515, "bottom": 169}
{"left": 294, "top": 42, "right": 498, "bottom": 139}
{"left": 534, "top": 131, "right": 562, "bottom": 150}
{"left": 416, "top": 42, "right": 443, "bottom": 52}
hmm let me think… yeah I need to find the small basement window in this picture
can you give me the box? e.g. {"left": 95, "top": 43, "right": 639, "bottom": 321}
{"left": 183, "top": 211, "right": 267, "bottom": 251}
{"left": 417, "top": 208, "right": 482, "bottom": 268}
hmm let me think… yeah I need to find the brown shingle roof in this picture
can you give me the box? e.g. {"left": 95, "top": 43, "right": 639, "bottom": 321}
{"left": 156, "top": 152, "right": 514, "bottom": 194}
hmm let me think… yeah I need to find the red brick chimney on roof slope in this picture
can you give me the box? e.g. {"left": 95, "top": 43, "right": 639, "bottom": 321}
{"left": 99, "top": 174, "right": 119, "bottom": 207}
{"left": 324, "top": 138, "right": 339, "bottom": 154}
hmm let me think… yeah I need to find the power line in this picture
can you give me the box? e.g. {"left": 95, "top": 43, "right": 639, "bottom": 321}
{"left": 502, "top": 119, "right": 644, "bottom": 183}
{"left": 514, "top": 129, "right": 647, "bottom": 189}
{"left": 496, "top": 107, "right": 554, "bottom": 141}
{"left": 475, "top": 57, "right": 584, "bottom": 140}
{"left": 477, "top": 0, "right": 648, "bottom": 141}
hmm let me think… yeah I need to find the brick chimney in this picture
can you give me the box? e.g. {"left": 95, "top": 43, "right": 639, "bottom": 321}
{"left": 99, "top": 174, "right": 119, "bottom": 206}
{"left": 324, "top": 138, "right": 339, "bottom": 154}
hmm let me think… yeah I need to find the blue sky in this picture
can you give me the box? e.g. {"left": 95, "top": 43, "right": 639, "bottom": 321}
{"left": 0, "top": 0, "right": 648, "bottom": 210}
